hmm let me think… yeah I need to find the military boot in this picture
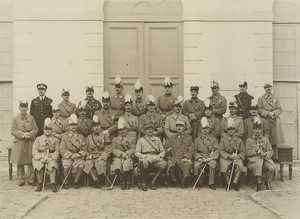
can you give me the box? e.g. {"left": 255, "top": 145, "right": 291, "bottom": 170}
{"left": 35, "top": 183, "right": 43, "bottom": 192}
{"left": 140, "top": 164, "right": 147, "bottom": 191}
{"left": 151, "top": 168, "right": 164, "bottom": 190}
{"left": 51, "top": 183, "right": 58, "bottom": 193}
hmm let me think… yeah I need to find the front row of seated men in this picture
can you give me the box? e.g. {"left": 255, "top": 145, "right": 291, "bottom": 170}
{"left": 31, "top": 109, "right": 276, "bottom": 193}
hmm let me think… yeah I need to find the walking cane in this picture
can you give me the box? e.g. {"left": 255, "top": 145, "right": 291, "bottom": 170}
{"left": 227, "top": 159, "right": 237, "bottom": 192}
{"left": 108, "top": 159, "right": 125, "bottom": 190}
{"left": 42, "top": 149, "right": 49, "bottom": 192}
{"left": 59, "top": 165, "right": 73, "bottom": 191}
{"left": 193, "top": 163, "right": 207, "bottom": 189}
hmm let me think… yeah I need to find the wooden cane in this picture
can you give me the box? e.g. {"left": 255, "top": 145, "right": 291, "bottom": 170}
{"left": 193, "top": 163, "right": 207, "bottom": 189}
{"left": 42, "top": 149, "right": 49, "bottom": 192}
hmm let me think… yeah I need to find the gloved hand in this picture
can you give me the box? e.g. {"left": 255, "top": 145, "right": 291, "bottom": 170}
{"left": 40, "top": 158, "right": 46, "bottom": 163}
{"left": 102, "top": 130, "right": 109, "bottom": 135}
{"left": 181, "top": 157, "right": 189, "bottom": 163}
{"left": 46, "top": 157, "right": 53, "bottom": 162}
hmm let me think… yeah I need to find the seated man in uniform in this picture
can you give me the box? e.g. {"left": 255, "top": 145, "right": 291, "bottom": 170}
{"left": 245, "top": 117, "right": 276, "bottom": 191}
{"left": 135, "top": 123, "right": 167, "bottom": 191}
{"left": 83, "top": 116, "right": 111, "bottom": 188}
{"left": 94, "top": 91, "right": 118, "bottom": 140}
{"left": 51, "top": 103, "right": 68, "bottom": 141}
{"left": 165, "top": 120, "right": 194, "bottom": 188}
{"left": 76, "top": 100, "right": 93, "bottom": 138}
{"left": 60, "top": 114, "right": 86, "bottom": 189}
{"left": 32, "top": 118, "right": 60, "bottom": 192}
{"left": 194, "top": 117, "right": 219, "bottom": 190}
{"left": 164, "top": 96, "right": 192, "bottom": 140}
{"left": 139, "top": 95, "right": 164, "bottom": 138}
{"left": 220, "top": 118, "right": 246, "bottom": 191}
{"left": 111, "top": 117, "right": 136, "bottom": 190}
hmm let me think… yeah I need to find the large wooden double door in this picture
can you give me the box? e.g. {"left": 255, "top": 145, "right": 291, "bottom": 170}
{"left": 104, "top": 22, "right": 183, "bottom": 97}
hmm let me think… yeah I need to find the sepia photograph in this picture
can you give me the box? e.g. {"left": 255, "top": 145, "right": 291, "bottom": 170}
{"left": 0, "top": 0, "right": 299, "bottom": 218}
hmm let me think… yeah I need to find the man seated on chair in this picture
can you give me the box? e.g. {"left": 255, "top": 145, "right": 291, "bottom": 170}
{"left": 245, "top": 117, "right": 276, "bottom": 192}
{"left": 165, "top": 120, "right": 193, "bottom": 188}
{"left": 135, "top": 123, "right": 167, "bottom": 191}
{"left": 32, "top": 118, "right": 60, "bottom": 192}
{"left": 194, "top": 117, "right": 219, "bottom": 190}
{"left": 83, "top": 115, "right": 111, "bottom": 189}
{"left": 111, "top": 117, "right": 136, "bottom": 190}
{"left": 60, "top": 114, "right": 86, "bottom": 189}
{"left": 220, "top": 117, "right": 246, "bottom": 191}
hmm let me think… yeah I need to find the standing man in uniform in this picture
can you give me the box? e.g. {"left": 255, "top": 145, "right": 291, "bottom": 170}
{"left": 219, "top": 118, "right": 246, "bottom": 191}
{"left": 132, "top": 80, "right": 147, "bottom": 117}
{"left": 182, "top": 85, "right": 205, "bottom": 139}
{"left": 11, "top": 101, "right": 38, "bottom": 186}
{"left": 139, "top": 95, "right": 164, "bottom": 138}
{"left": 32, "top": 118, "right": 60, "bottom": 192}
{"left": 194, "top": 117, "right": 219, "bottom": 190}
{"left": 51, "top": 103, "right": 68, "bottom": 141}
{"left": 243, "top": 103, "right": 270, "bottom": 143}
{"left": 198, "top": 99, "right": 221, "bottom": 139}
{"left": 220, "top": 101, "right": 244, "bottom": 139}
{"left": 234, "top": 81, "right": 254, "bottom": 119}
{"left": 58, "top": 89, "right": 76, "bottom": 118}
{"left": 94, "top": 91, "right": 119, "bottom": 140}
{"left": 76, "top": 100, "right": 93, "bottom": 138}
{"left": 257, "top": 82, "right": 285, "bottom": 160}
{"left": 165, "top": 96, "right": 192, "bottom": 140}
{"left": 84, "top": 116, "right": 111, "bottom": 188}
{"left": 79, "top": 85, "right": 102, "bottom": 120}
{"left": 208, "top": 81, "right": 227, "bottom": 121}
{"left": 111, "top": 118, "right": 136, "bottom": 190}
{"left": 246, "top": 119, "right": 275, "bottom": 191}
{"left": 110, "top": 76, "right": 125, "bottom": 116}
{"left": 135, "top": 123, "right": 167, "bottom": 191}
{"left": 156, "top": 77, "right": 177, "bottom": 119}
{"left": 60, "top": 114, "right": 86, "bottom": 189}
{"left": 123, "top": 94, "right": 139, "bottom": 140}
{"left": 165, "top": 120, "right": 194, "bottom": 188}
{"left": 30, "top": 83, "right": 53, "bottom": 137}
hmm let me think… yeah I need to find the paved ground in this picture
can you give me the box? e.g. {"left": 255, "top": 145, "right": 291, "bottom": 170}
{"left": 0, "top": 162, "right": 299, "bottom": 219}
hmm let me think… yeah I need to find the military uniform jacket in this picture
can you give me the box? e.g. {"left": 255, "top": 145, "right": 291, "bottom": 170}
{"left": 112, "top": 135, "right": 136, "bottom": 158}
{"left": 156, "top": 94, "right": 177, "bottom": 115}
{"left": 257, "top": 93, "right": 285, "bottom": 145}
{"left": 51, "top": 116, "right": 68, "bottom": 140}
{"left": 77, "top": 116, "right": 93, "bottom": 137}
{"left": 198, "top": 115, "right": 221, "bottom": 139}
{"left": 85, "top": 133, "right": 111, "bottom": 161}
{"left": 182, "top": 98, "right": 205, "bottom": 120}
{"left": 110, "top": 93, "right": 125, "bottom": 116}
{"left": 58, "top": 100, "right": 76, "bottom": 118}
{"left": 243, "top": 117, "right": 270, "bottom": 142}
{"left": 10, "top": 114, "right": 38, "bottom": 164}
{"left": 32, "top": 134, "right": 60, "bottom": 170}
{"left": 123, "top": 112, "right": 139, "bottom": 139}
{"left": 79, "top": 97, "right": 102, "bottom": 119}
{"left": 60, "top": 132, "right": 86, "bottom": 159}
{"left": 208, "top": 93, "right": 227, "bottom": 119}
{"left": 132, "top": 98, "right": 147, "bottom": 117}
{"left": 194, "top": 135, "right": 219, "bottom": 161}
{"left": 220, "top": 135, "right": 245, "bottom": 160}
{"left": 94, "top": 109, "right": 118, "bottom": 134}
{"left": 234, "top": 92, "right": 254, "bottom": 119}
{"left": 30, "top": 96, "right": 53, "bottom": 136}
{"left": 221, "top": 115, "right": 244, "bottom": 139}
{"left": 139, "top": 111, "right": 164, "bottom": 135}
{"left": 135, "top": 135, "right": 165, "bottom": 159}
{"left": 165, "top": 113, "right": 192, "bottom": 139}
{"left": 165, "top": 133, "right": 194, "bottom": 160}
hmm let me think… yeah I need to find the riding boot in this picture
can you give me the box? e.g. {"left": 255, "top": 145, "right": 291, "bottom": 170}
{"left": 140, "top": 164, "right": 147, "bottom": 191}
{"left": 151, "top": 168, "right": 164, "bottom": 190}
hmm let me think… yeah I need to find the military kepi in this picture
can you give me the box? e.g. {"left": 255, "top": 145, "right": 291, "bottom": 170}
{"left": 36, "top": 83, "right": 47, "bottom": 90}
{"left": 19, "top": 101, "right": 28, "bottom": 108}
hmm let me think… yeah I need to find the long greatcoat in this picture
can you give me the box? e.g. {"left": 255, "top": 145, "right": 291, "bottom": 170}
{"left": 83, "top": 133, "right": 111, "bottom": 175}
{"left": 245, "top": 136, "right": 277, "bottom": 177}
{"left": 194, "top": 135, "right": 219, "bottom": 175}
{"left": 32, "top": 135, "right": 60, "bottom": 171}
{"left": 257, "top": 94, "right": 285, "bottom": 145}
{"left": 111, "top": 134, "right": 136, "bottom": 172}
{"left": 219, "top": 135, "right": 246, "bottom": 173}
{"left": 165, "top": 133, "right": 194, "bottom": 179}
{"left": 10, "top": 114, "right": 38, "bottom": 164}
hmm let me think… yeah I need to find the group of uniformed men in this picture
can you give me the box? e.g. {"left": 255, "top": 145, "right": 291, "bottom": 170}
{"left": 10, "top": 76, "right": 285, "bottom": 193}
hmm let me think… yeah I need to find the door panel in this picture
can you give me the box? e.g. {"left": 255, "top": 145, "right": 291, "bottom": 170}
{"left": 273, "top": 82, "right": 298, "bottom": 158}
{"left": 104, "top": 22, "right": 143, "bottom": 97}
{"left": 144, "top": 23, "right": 183, "bottom": 97}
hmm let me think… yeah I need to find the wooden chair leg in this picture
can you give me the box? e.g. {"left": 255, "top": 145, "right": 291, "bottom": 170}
{"left": 280, "top": 163, "right": 283, "bottom": 182}
{"left": 289, "top": 164, "right": 292, "bottom": 180}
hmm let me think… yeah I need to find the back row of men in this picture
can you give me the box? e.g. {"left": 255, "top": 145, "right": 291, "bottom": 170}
{"left": 10, "top": 76, "right": 284, "bottom": 193}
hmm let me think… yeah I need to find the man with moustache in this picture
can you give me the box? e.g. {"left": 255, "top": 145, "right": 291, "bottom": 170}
{"left": 208, "top": 81, "right": 227, "bottom": 120}
{"left": 78, "top": 85, "right": 102, "bottom": 119}
{"left": 132, "top": 80, "right": 147, "bottom": 117}
{"left": 234, "top": 81, "right": 254, "bottom": 119}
